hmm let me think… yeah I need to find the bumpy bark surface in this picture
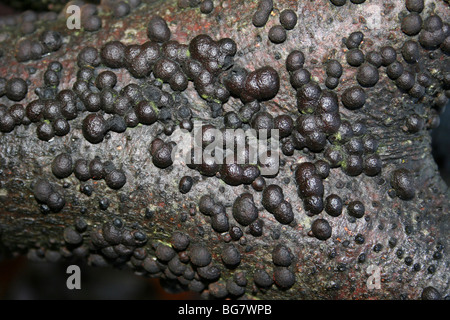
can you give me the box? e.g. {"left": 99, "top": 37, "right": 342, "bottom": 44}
{"left": 0, "top": 0, "right": 449, "bottom": 299}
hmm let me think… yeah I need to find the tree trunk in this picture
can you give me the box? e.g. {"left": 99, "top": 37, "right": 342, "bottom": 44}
{"left": 0, "top": 0, "right": 449, "bottom": 300}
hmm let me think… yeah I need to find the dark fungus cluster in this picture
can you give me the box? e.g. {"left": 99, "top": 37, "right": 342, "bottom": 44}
{"left": 0, "top": 0, "right": 448, "bottom": 300}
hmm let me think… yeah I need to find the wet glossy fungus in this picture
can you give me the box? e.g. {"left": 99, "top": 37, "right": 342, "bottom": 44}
{"left": 232, "top": 194, "right": 258, "bottom": 226}
{"left": 326, "top": 60, "right": 343, "bottom": 78}
{"left": 52, "top": 153, "right": 73, "bottom": 179}
{"left": 189, "top": 244, "right": 211, "bottom": 267}
{"left": 390, "top": 168, "right": 415, "bottom": 200}
{"left": 6, "top": 78, "right": 28, "bottom": 101}
{"left": 386, "top": 61, "right": 404, "bottom": 80}
{"left": 82, "top": 114, "right": 107, "bottom": 144}
{"left": 74, "top": 159, "right": 90, "bottom": 181}
{"left": 179, "top": 176, "right": 194, "bottom": 194}
{"left": 402, "top": 40, "right": 420, "bottom": 64}
{"left": 244, "top": 66, "right": 280, "bottom": 101}
{"left": 290, "top": 68, "right": 311, "bottom": 89}
{"left": 380, "top": 46, "right": 397, "bottom": 66}
{"left": 253, "top": 269, "right": 273, "bottom": 287}
{"left": 401, "top": 13, "right": 423, "bottom": 36}
{"left": 311, "top": 219, "right": 332, "bottom": 240}
{"left": 286, "top": 50, "right": 305, "bottom": 72}
{"left": 36, "top": 122, "right": 54, "bottom": 141}
{"left": 101, "top": 41, "right": 126, "bottom": 68}
{"left": 341, "top": 86, "right": 366, "bottom": 110}
{"left": 147, "top": 15, "right": 171, "bottom": 43}
{"left": 279, "top": 9, "right": 297, "bottom": 30}
{"left": 405, "top": 0, "right": 424, "bottom": 13}
{"left": 40, "top": 30, "right": 62, "bottom": 52}
{"left": 325, "top": 194, "right": 343, "bottom": 217}
{"left": 105, "top": 169, "right": 126, "bottom": 190}
{"left": 346, "top": 31, "right": 364, "bottom": 49}
{"left": 262, "top": 184, "right": 284, "bottom": 212}
{"left": 273, "top": 200, "right": 294, "bottom": 224}
{"left": 200, "top": 0, "right": 214, "bottom": 14}
{"left": 346, "top": 49, "right": 365, "bottom": 67}
{"left": 347, "top": 200, "right": 365, "bottom": 218}
{"left": 363, "top": 154, "right": 382, "bottom": 176}
{"left": 357, "top": 64, "right": 379, "bottom": 87}
{"left": 221, "top": 244, "right": 241, "bottom": 267}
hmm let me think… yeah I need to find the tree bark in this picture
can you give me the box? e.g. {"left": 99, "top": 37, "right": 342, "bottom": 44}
{"left": 0, "top": 0, "right": 449, "bottom": 300}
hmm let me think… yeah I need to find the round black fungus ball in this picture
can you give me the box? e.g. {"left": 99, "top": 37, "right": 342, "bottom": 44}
{"left": 330, "top": 0, "right": 347, "bottom": 6}
{"left": 406, "top": 0, "right": 424, "bottom": 13}
{"left": 365, "top": 51, "right": 382, "bottom": 68}
{"left": 405, "top": 114, "right": 424, "bottom": 133}
{"left": 262, "top": 184, "right": 284, "bottom": 212}
{"left": 363, "top": 154, "right": 382, "bottom": 176}
{"left": 52, "top": 153, "right": 73, "bottom": 179}
{"left": 280, "top": 9, "right": 297, "bottom": 30}
{"left": 341, "top": 86, "right": 366, "bottom": 110}
{"left": 151, "top": 140, "right": 173, "bottom": 169}
{"left": 114, "top": 1, "right": 130, "bottom": 18}
{"left": 273, "top": 268, "right": 295, "bottom": 289}
{"left": 402, "top": 40, "right": 420, "bottom": 64}
{"left": 189, "top": 244, "right": 211, "bottom": 267}
{"left": 347, "top": 200, "right": 365, "bottom": 218}
{"left": 386, "top": 61, "right": 404, "bottom": 80}
{"left": 311, "top": 219, "right": 332, "bottom": 240}
{"left": 380, "top": 46, "right": 397, "bottom": 66}
{"left": 272, "top": 245, "right": 292, "bottom": 267}
{"left": 325, "top": 194, "right": 343, "bottom": 217}
{"left": 346, "top": 49, "right": 365, "bottom": 67}
{"left": 77, "top": 46, "right": 100, "bottom": 68}
{"left": 244, "top": 66, "right": 280, "bottom": 101}
{"left": 343, "top": 154, "right": 363, "bottom": 176}
{"left": 268, "top": 25, "right": 287, "bottom": 44}
{"left": 74, "top": 159, "right": 90, "bottom": 181}
{"left": 232, "top": 194, "right": 258, "bottom": 226}
{"left": 286, "top": 50, "right": 305, "bottom": 72}
{"left": 356, "top": 64, "right": 379, "bottom": 87}
{"left": 290, "top": 68, "right": 311, "bottom": 89}
{"left": 40, "top": 30, "right": 62, "bottom": 52}
{"left": 253, "top": 269, "right": 273, "bottom": 287}
{"left": 82, "top": 114, "right": 107, "bottom": 144}
{"left": 326, "top": 59, "right": 343, "bottom": 78}
{"left": 274, "top": 115, "right": 294, "bottom": 138}
{"left": 421, "top": 287, "right": 441, "bottom": 300}
{"left": 83, "top": 15, "right": 102, "bottom": 32}
{"left": 273, "top": 200, "right": 294, "bottom": 224}
{"left": 221, "top": 244, "right": 241, "bottom": 268}
{"left": 105, "top": 169, "right": 126, "bottom": 190}
{"left": 200, "top": 0, "right": 214, "bottom": 14}
{"left": 96, "top": 71, "right": 117, "bottom": 90}
{"left": 36, "top": 122, "right": 54, "bottom": 141}
{"left": 346, "top": 31, "right": 364, "bottom": 49}
{"left": 6, "top": 78, "right": 28, "bottom": 101}
{"left": 401, "top": 13, "right": 423, "bottom": 36}
{"left": 136, "top": 101, "right": 158, "bottom": 125}
{"left": 396, "top": 71, "right": 415, "bottom": 91}
{"left": 171, "top": 232, "right": 190, "bottom": 251}
{"left": 100, "top": 41, "right": 126, "bottom": 68}
{"left": 147, "top": 15, "right": 171, "bottom": 43}
{"left": 390, "top": 168, "right": 415, "bottom": 200}
{"left": 179, "top": 176, "right": 193, "bottom": 194}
